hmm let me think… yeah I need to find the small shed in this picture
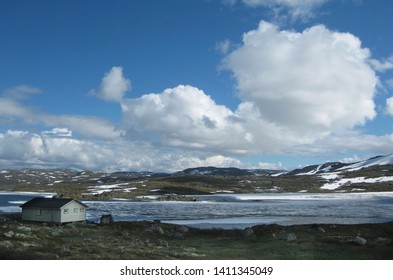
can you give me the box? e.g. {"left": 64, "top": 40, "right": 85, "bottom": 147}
{"left": 20, "top": 197, "right": 88, "bottom": 224}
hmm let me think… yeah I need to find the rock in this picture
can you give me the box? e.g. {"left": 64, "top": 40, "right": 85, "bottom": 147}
{"left": 15, "top": 233, "right": 33, "bottom": 239}
{"left": 156, "top": 239, "right": 169, "bottom": 248}
{"left": 3, "top": 231, "right": 14, "bottom": 238}
{"left": 242, "top": 227, "right": 255, "bottom": 238}
{"left": 176, "top": 225, "right": 189, "bottom": 234}
{"left": 173, "top": 232, "right": 185, "bottom": 239}
{"left": 156, "top": 226, "right": 165, "bottom": 235}
{"left": 286, "top": 233, "right": 297, "bottom": 242}
{"left": 50, "top": 228, "right": 63, "bottom": 236}
{"left": 374, "top": 237, "right": 391, "bottom": 245}
{"left": 100, "top": 214, "right": 114, "bottom": 225}
{"left": 353, "top": 236, "right": 367, "bottom": 246}
{"left": 318, "top": 227, "right": 326, "bottom": 233}
{"left": 147, "top": 225, "right": 165, "bottom": 235}
{"left": 0, "top": 240, "right": 14, "bottom": 249}
{"left": 17, "top": 226, "right": 32, "bottom": 233}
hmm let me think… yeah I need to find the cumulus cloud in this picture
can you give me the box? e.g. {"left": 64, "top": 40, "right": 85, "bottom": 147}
{"left": 120, "top": 22, "right": 381, "bottom": 160}
{"left": 223, "top": 21, "right": 377, "bottom": 138}
{"left": 242, "top": 0, "right": 329, "bottom": 21}
{"left": 90, "top": 66, "right": 131, "bottom": 102}
{"left": 121, "top": 85, "right": 252, "bottom": 154}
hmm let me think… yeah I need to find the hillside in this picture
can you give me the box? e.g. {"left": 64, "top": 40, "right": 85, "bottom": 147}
{"left": 0, "top": 154, "right": 393, "bottom": 198}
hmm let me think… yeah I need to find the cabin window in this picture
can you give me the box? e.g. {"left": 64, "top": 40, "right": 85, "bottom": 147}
{"left": 73, "top": 208, "right": 78, "bottom": 213}
{"left": 80, "top": 208, "right": 84, "bottom": 212}
{"left": 64, "top": 209, "right": 69, "bottom": 214}
{"left": 36, "top": 209, "right": 42, "bottom": 216}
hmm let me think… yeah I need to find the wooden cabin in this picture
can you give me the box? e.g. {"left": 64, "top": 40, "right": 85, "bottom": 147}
{"left": 20, "top": 197, "right": 88, "bottom": 224}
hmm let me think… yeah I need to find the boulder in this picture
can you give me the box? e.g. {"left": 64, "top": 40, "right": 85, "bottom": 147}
{"left": 156, "top": 239, "right": 169, "bottom": 248}
{"left": 3, "top": 231, "right": 14, "bottom": 238}
{"left": 17, "top": 226, "right": 32, "bottom": 233}
{"left": 155, "top": 226, "right": 165, "bottom": 235}
{"left": 176, "top": 225, "right": 189, "bottom": 234}
{"left": 100, "top": 214, "right": 114, "bottom": 225}
{"left": 50, "top": 228, "right": 63, "bottom": 236}
{"left": 242, "top": 227, "right": 255, "bottom": 238}
{"left": 374, "top": 237, "right": 391, "bottom": 245}
{"left": 286, "top": 233, "right": 297, "bottom": 242}
{"left": 353, "top": 236, "right": 367, "bottom": 246}
{"left": 0, "top": 240, "right": 14, "bottom": 249}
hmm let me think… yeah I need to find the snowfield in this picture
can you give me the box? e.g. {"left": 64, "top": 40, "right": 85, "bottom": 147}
{"left": 321, "top": 176, "right": 393, "bottom": 190}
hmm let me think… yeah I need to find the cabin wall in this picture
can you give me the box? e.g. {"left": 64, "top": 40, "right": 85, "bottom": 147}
{"left": 21, "top": 208, "right": 61, "bottom": 223}
{"left": 60, "top": 200, "right": 87, "bottom": 223}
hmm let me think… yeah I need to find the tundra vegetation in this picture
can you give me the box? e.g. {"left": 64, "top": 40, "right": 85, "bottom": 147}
{"left": 1, "top": 214, "right": 393, "bottom": 260}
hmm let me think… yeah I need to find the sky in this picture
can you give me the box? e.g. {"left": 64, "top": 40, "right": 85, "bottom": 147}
{"left": 1, "top": 0, "right": 393, "bottom": 172}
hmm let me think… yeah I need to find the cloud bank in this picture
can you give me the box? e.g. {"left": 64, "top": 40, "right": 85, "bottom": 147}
{"left": 1, "top": 21, "right": 392, "bottom": 172}
{"left": 121, "top": 21, "right": 380, "bottom": 156}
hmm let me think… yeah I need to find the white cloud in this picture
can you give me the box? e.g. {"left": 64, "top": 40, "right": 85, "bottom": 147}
{"left": 386, "top": 97, "right": 393, "bottom": 116}
{"left": 0, "top": 129, "right": 251, "bottom": 172}
{"left": 0, "top": 97, "right": 35, "bottom": 119}
{"left": 369, "top": 56, "right": 393, "bottom": 72}
{"left": 121, "top": 85, "right": 252, "bottom": 154}
{"left": 257, "top": 161, "right": 284, "bottom": 170}
{"left": 0, "top": 19, "right": 389, "bottom": 172}
{"left": 3, "top": 85, "right": 42, "bottom": 100}
{"left": 292, "top": 131, "right": 393, "bottom": 157}
{"left": 42, "top": 127, "right": 72, "bottom": 137}
{"left": 224, "top": 21, "right": 377, "bottom": 138}
{"left": 242, "top": 0, "right": 329, "bottom": 21}
{"left": 215, "top": 39, "right": 232, "bottom": 54}
{"left": 0, "top": 96, "right": 121, "bottom": 140}
{"left": 90, "top": 66, "right": 131, "bottom": 102}
{"left": 42, "top": 115, "right": 122, "bottom": 140}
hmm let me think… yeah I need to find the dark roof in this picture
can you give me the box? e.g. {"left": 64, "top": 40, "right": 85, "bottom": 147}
{"left": 20, "top": 197, "right": 88, "bottom": 209}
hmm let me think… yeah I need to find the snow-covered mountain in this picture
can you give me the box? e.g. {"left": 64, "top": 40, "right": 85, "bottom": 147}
{"left": 289, "top": 153, "right": 393, "bottom": 176}
{"left": 338, "top": 154, "right": 393, "bottom": 171}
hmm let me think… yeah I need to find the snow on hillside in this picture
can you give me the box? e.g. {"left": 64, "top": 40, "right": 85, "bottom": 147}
{"left": 339, "top": 154, "right": 393, "bottom": 171}
{"left": 316, "top": 154, "right": 393, "bottom": 190}
{"left": 321, "top": 176, "right": 393, "bottom": 190}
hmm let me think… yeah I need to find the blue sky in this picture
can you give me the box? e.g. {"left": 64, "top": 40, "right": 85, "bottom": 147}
{"left": 1, "top": 0, "right": 393, "bottom": 172}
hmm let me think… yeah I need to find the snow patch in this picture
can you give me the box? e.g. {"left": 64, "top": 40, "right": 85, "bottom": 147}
{"left": 321, "top": 176, "right": 393, "bottom": 190}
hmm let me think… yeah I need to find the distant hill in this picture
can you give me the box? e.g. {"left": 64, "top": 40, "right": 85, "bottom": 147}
{"left": 179, "top": 166, "right": 285, "bottom": 176}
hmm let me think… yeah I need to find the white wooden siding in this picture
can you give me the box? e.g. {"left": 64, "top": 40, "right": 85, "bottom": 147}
{"left": 21, "top": 200, "right": 86, "bottom": 224}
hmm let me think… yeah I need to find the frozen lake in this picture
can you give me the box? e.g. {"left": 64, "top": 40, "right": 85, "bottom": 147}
{"left": 2, "top": 191, "right": 393, "bottom": 229}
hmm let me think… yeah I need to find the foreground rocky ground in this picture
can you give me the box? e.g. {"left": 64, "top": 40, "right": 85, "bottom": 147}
{"left": 1, "top": 214, "right": 392, "bottom": 260}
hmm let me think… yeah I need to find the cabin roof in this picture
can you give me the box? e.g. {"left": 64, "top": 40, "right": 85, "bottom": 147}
{"left": 20, "top": 197, "right": 88, "bottom": 209}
